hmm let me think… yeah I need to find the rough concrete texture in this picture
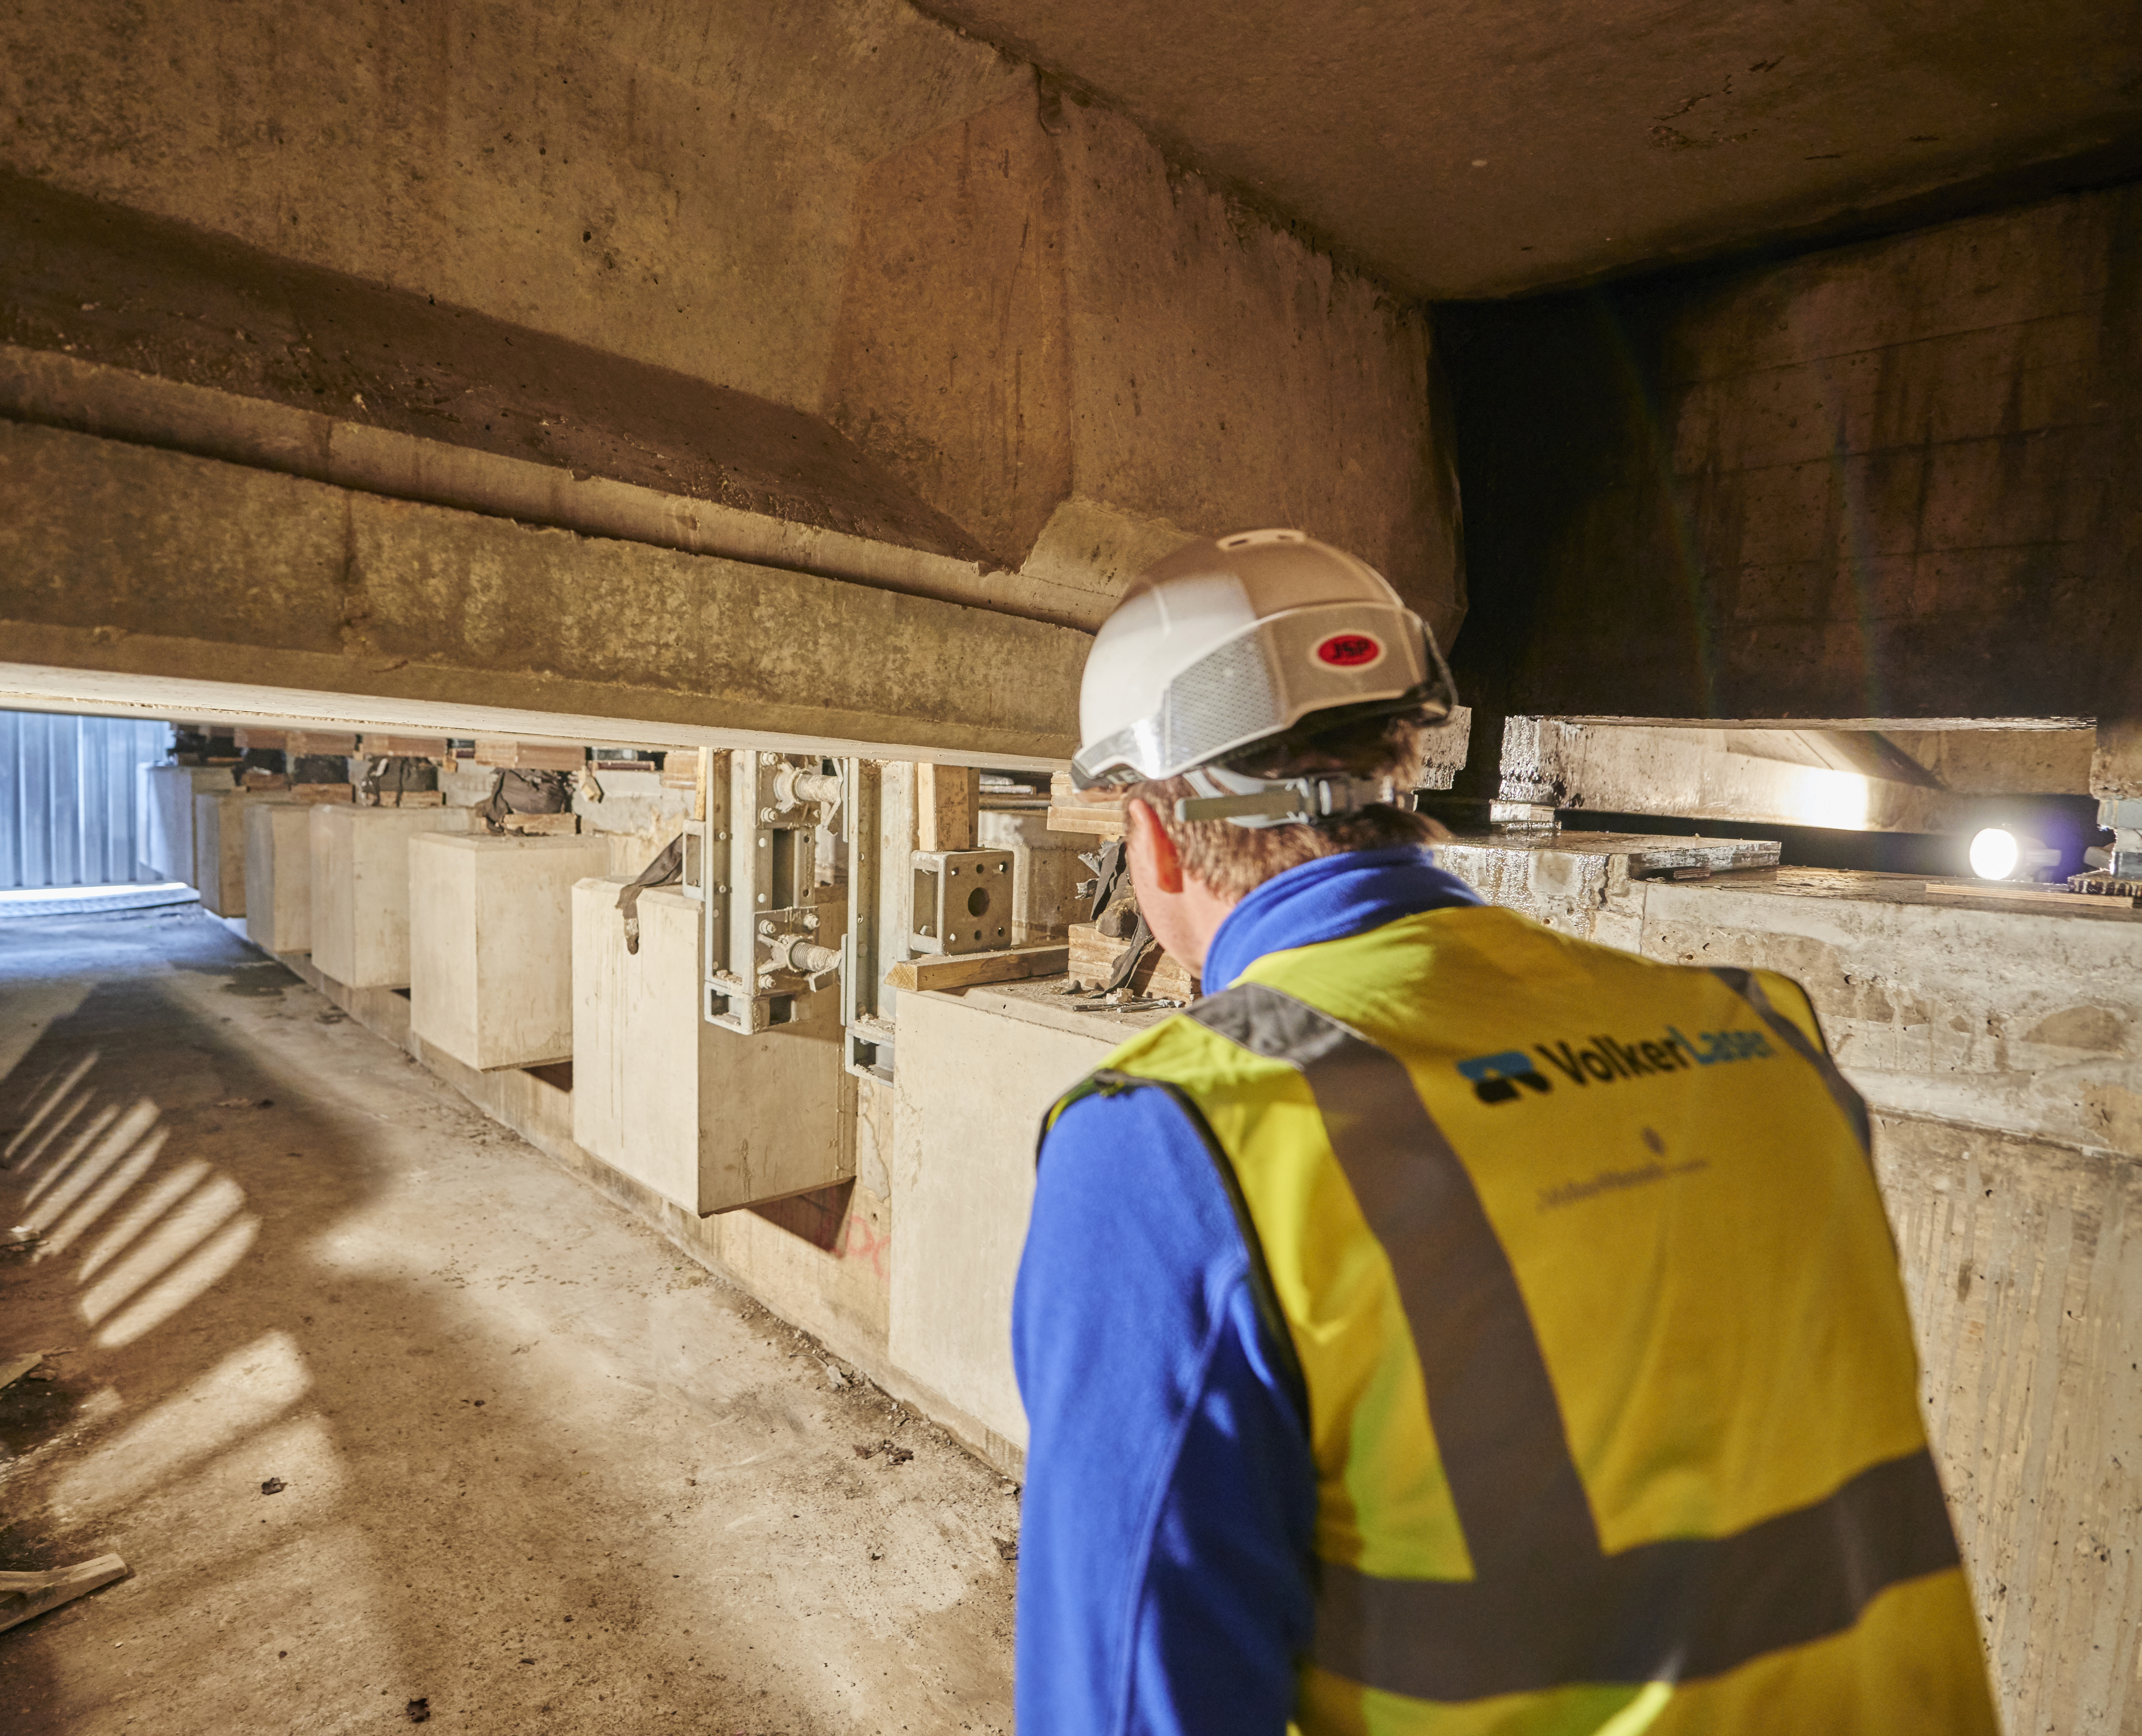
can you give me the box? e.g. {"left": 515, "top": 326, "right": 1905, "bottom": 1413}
{"left": 920, "top": 0, "right": 2142, "bottom": 299}
{"left": 0, "top": 0, "right": 1021, "bottom": 415}
{"left": 1, "top": 0, "right": 1459, "bottom": 630}
{"left": 1434, "top": 848, "right": 2142, "bottom": 1148}
{"left": 0, "top": 421, "right": 1091, "bottom": 764}
{"left": 825, "top": 90, "right": 1461, "bottom": 633}
{"left": 1641, "top": 871, "right": 2142, "bottom": 1187}
{"left": 1876, "top": 1109, "right": 2142, "bottom": 1736}
{"left": 0, "top": 190, "right": 993, "bottom": 583}
{"left": 0, "top": 909, "right": 1017, "bottom": 1735}
{"left": 1449, "top": 181, "right": 2142, "bottom": 726}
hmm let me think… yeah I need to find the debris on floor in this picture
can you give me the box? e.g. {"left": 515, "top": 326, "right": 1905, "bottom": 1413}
{"left": 0, "top": 1553, "right": 130, "bottom": 1634}
{"left": 0, "top": 1352, "right": 42, "bottom": 1391}
{"left": 406, "top": 1696, "right": 430, "bottom": 1723}
{"left": 260, "top": 1477, "right": 287, "bottom": 1495}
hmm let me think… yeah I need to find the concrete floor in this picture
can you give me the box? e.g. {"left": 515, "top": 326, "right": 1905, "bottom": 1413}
{"left": 0, "top": 909, "right": 1016, "bottom": 1735}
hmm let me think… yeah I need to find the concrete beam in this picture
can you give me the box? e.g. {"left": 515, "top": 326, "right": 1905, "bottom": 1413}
{"left": 0, "top": 421, "right": 1087, "bottom": 765}
{"left": 1495, "top": 717, "right": 2053, "bottom": 834}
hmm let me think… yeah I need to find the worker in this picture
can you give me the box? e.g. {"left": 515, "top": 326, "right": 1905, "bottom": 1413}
{"left": 1011, "top": 529, "right": 1996, "bottom": 1734}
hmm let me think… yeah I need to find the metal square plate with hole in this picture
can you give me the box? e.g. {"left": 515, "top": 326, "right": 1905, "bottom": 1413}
{"left": 911, "top": 849, "right": 1014, "bottom": 954}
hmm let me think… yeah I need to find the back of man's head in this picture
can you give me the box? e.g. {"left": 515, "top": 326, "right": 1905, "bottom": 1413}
{"left": 1130, "top": 711, "right": 1447, "bottom": 903}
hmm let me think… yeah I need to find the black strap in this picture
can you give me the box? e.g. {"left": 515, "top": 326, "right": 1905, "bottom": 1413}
{"left": 615, "top": 833, "right": 684, "bottom": 954}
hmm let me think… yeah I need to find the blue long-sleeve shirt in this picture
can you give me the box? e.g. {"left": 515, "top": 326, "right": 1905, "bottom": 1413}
{"left": 1012, "top": 846, "right": 1481, "bottom": 1736}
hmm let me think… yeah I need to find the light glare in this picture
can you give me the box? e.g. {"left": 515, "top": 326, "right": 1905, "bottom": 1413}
{"left": 1970, "top": 827, "right": 2021, "bottom": 881}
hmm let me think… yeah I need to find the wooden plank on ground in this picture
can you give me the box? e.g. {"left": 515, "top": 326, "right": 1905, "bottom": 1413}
{"left": 883, "top": 944, "right": 1069, "bottom": 993}
{"left": 0, "top": 1555, "right": 130, "bottom": 1634}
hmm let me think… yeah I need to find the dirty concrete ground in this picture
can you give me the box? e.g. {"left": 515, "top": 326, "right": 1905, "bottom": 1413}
{"left": 0, "top": 908, "right": 1017, "bottom": 1735}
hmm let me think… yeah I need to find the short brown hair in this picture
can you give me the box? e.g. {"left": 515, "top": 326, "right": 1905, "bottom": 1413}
{"left": 1132, "top": 712, "right": 1450, "bottom": 903}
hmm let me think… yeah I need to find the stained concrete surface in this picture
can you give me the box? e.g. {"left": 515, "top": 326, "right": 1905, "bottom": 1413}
{"left": 0, "top": 908, "right": 1016, "bottom": 1735}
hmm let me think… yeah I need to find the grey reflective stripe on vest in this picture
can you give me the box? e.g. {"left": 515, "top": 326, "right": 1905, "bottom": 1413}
{"left": 1188, "top": 981, "right": 1957, "bottom": 1700}
{"left": 1708, "top": 966, "right": 1872, "bottom": 1155}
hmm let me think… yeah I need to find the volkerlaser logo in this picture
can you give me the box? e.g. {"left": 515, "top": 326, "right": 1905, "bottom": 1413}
{"left": 1460, "top": 1024, "right": 1777, "bottom": 1105}
{"left": 1458, "top": 1050, "right": 1552, "bottom": 1104}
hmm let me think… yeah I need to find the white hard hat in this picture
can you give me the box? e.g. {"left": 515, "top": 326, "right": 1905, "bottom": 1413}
{"left": 1071, "top": 529, "right": 1455, "bottom": 791}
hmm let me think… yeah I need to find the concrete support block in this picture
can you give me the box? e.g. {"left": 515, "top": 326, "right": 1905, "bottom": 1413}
{"left": 307, "top": 804, "right": 470, "bottom": 988}
{"left": 570, "top": 879, "right": 852, "bottom": 1214}
{"left": 192, "top": 789, "right": 264, "bottom": 916}
{"left": 243, "top": 801, "right": 315, "bottom": 954}
{"left": 887, "top": 988, "right": 1127, "bottom": 1450}
{"left": 140, "top": 764, "right": 230, "bottom": 885}
{"left": 1640, "top": 875, "right": 2142, "bottom": 1154}
{"left": 410, "top": 834, "right": 610, "bottom": 1071}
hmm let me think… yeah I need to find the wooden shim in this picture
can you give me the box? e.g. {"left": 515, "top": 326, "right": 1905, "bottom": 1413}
{"left": 1047, "top": 804, "right": 1126, "bottom": 837}
{"left": 660, "top": 749, "right": 701, "bottom": 790}
{"left": 287, "top": 783, "right": 353, "bottom": 804}
{"left": 883, "top": 944, "right": 1069, "bottom": 993}
{"left": 0, "top": 1554, "right": 130, "bottom": 1634}
{"left": 917, "top": 763, "right": 979, "bottom": 852}
{"left": 1921, "top": 880, "right": 2142, "bottom": 911}
{"left": 368, "top": 790, "right": 445, "bottom": 808}
{"left": 286, "top": 731, "right": 359, "bottom": 756}
{"left": 361, "top": 735, "right": 451, "bottom": 759}
{"left": 472, "top": 740, "right": 584, "bottom": 771}
{"left": 1068, "top": 922, "right": 1196, "bottom": 999}
{"left": 501, "top": 813, "right": 580, "bottom": 836}
{"left": 232, "top": 728, "right": 285, "bottom": 750}
{"left": 1047, "top": 770, "right": 1127, "bottom": 835}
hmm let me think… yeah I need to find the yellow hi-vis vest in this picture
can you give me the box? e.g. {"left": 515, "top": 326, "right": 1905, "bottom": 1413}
{"left": 1047, "top": 904, "right": 1995, "bottom": 1736}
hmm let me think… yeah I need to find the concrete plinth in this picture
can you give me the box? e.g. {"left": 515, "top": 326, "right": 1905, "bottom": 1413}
{"left": 887, "top": 985, "right": 1156, "bottom": 1451}
{"left": 308, "top": 804, "right": 470, "bottom": 988}
{"left": 140, "top": 764, "right": 232, "bottom": 886}
{"left": 571, "top": 879, "right": 853, "bottom": 1215}
{"left": 243, "top": 801, "right": 315, "bottom": 954}
{"left": 192, "top": 789, "right": 264, "bottom": 916}
{"left": 411, "top": 833, "right": 609, "bottom": 1071}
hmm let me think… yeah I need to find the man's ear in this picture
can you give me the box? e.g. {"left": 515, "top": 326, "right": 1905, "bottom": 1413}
{"left": 1124, "top": 798, "right": 1185, "bottom": 896}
